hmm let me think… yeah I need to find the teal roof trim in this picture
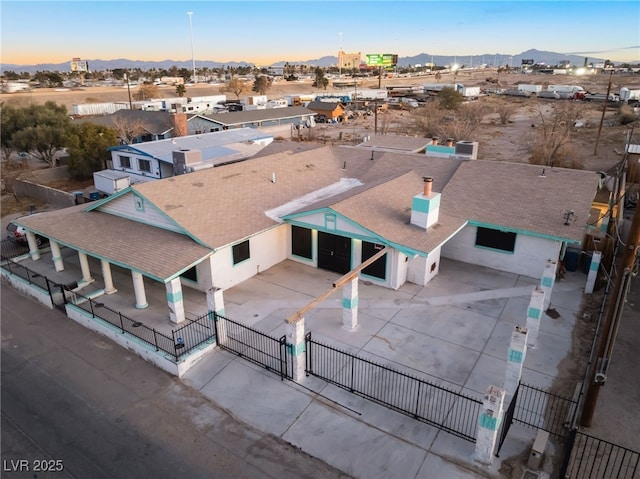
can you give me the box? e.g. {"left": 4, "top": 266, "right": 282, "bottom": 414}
{"left": 284, "top": 208, "right": 421, "bottom": 258}
{"left": 85, "top": 188, "right": 212, "bottom": 249}
{"left": 106, "top": 145, "right": 158, "bottom": 159}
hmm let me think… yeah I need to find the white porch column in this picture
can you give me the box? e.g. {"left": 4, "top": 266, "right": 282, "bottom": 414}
{"left": 78, "top": 252, "right": 94, "bottom": 283}
{"left": 207, "top": 287, "right": 227, "bottom": 345}
{"left": 100, "top": 259, "right": 117, "bottom": 294}
{"left": 131, "top": 271, "right": 148, "bottom": 309}
{"left": 286, "top": 317, "right": 306, "bottom": 382}
{"left": 166, "top": 278, "right": 185, "bottom": 325}
{"left": 526, "top": 286, "right": 546, "bottom": 348}
{"left": 504, "top": 325, "right": 528, "bottom": 398}
{"left": 539, "top": 259, "right": 557, "bottom": 311}
{"left": 206, "top": 287, "right": 225, "bottom": 316}
{"left": 50, "top": 240, "right": 64, "bottom": 272}
{"left": 474, "top": 385, "right": 506, "bottom": 465}
{"left": 585, "top": 251, "right": 602, "bottom": 294}
{"left": 342, "top": 277, "right": 359, "bottom": 331}
{"left": 26, "top": 232, "right": 41, "bottom": 261}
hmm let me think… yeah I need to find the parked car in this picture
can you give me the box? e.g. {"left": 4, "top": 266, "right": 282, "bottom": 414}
{"left": 6, "top": 217, "right": 47, "bottom": 247}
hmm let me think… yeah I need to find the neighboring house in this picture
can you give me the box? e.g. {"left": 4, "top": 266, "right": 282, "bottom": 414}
{"left": 305, "top": 101, "right": 346, "bottom": 123}
{"left": 192, "top": 106, "right": 316, "bottom": 131}
{"left": 16, "top": 144, "right": 600, "bottom": 326}
{"left": 104, "top": 128, "right": 274, "bottom": 185}
{"left": 74, "top": 107, "right": 316, "bottom": 143}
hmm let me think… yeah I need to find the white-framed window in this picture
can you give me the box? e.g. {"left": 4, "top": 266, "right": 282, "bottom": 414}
{"left": 139, "top": 159, "right": 152, "bottom": 173}
{"left": 119, "top": 155, "right": 131, "bottom": 169}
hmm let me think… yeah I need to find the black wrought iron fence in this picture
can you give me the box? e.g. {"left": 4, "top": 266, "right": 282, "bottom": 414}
{"left": 304, "top": 332, "right": 482, "bottom": 442}
{"left": 1, "top": 238, "right": 30, "bottom": 260}
{"left": 513, "top": 382, "right": 577, "bottom": 439}
{"left": 562, "top": 429, "right": 640, "bottom": 479}
{"left": 212, "top": 313, "right": 292, "bottom": 380}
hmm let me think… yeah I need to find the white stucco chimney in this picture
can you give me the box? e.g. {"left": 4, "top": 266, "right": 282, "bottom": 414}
{"left": 411, "top": 176, "right": 440, "bottom": 230}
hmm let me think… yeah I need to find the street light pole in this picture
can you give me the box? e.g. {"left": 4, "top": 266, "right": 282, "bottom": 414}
{"left": 125, "top": 72, "right": 132, "bottom": 110}
{"left": 338, "top": 32, "right": 343, "bottom": 78}
{"left": 187, "top": 11, "right": 196, "bottom": 83}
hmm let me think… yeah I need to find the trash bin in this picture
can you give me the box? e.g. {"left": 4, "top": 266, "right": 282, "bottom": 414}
{"left": 564, "top": 248, "right": 580, "bottom": 272}
{"left": 582, "top": 251, "right": 593, "bottom": 274}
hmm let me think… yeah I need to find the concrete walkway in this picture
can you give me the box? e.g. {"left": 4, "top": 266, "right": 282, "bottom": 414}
{"left": 183, "top": 258, "right": 587, "bottom": 478}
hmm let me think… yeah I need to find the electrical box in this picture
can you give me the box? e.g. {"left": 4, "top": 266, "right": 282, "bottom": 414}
{"left": 527, "top": 429, "right": 549, "bottom": 469}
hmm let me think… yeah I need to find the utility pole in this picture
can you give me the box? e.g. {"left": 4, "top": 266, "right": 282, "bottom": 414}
{"left": 580, "top": 198, "right": 640, "bottom": 427}
{"left": 593, "top": 71, "right": 613, "bottom": 156}
{"left": 187, "top": 11, "right": 196, "bottom": 83}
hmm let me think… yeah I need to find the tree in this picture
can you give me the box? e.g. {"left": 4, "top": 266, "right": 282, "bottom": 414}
{"left": 312, "top": 67, "right": 329, "bottom": 89}
{"left": 495, "top": 100, "right": 516, "bottom": 125}
{"left": 133, "top": 84, "right": 159, "bottom": 101}
{"left": 176, "top": 84, "right": 187, "bottom": 97}
{"left": 252, "top": 75, "right": 272, "bottom": 95}
{"left": 225, "top": 77, "right": 247, "bottom": 100}
{"left": 65, "top": 123, "right": 118, "bottom": 180}
{"left": 437, "top": 87, "right": 464, "bottom": 110}
{"left": 111, "top": 115, "right": 149, "bottom": 144}
{"left": 0, "top": 102, "right": 30, "bottom": 161}
{"left": 530, "top": 102, "right": 584, "bottom": 168}
{"left": 8, "top": 101, "right": 71, "bottom": 167}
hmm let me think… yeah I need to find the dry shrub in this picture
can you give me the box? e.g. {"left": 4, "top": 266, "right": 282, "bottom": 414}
{"left": 617, "top": 104, "right": 638, "bottom": 125}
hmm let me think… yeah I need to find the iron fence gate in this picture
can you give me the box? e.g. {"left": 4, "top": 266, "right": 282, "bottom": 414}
{"left": 495, "top": 385, "right": 519, "bottom": 457}
{"left": 212, "top": 313, "right": 292, "bottom": 380}
{"left": 561, "top": 429, "right": 640, "bottom": 479}
{"left": 305, "top": 332, "right": 482, "bottom": 442}
{"left": 513, "top": 382, "right": 577, "bottom": 439}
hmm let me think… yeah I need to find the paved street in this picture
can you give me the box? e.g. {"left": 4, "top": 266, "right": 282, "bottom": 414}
{"left": 0, "top": 285, "right": 350, "bottom": 479}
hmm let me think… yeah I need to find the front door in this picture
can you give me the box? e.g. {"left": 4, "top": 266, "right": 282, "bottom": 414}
{"left": 317, "top": 232, "right": 351, "bottom": 274}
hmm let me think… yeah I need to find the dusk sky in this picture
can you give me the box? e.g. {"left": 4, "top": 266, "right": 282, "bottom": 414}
{"left": 2, "top": 1, "right": 639, "bottom": 66}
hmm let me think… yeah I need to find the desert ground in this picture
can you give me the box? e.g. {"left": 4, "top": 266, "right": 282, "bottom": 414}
{"left": 2, "top": 68, "right": 637, "bottom": 176}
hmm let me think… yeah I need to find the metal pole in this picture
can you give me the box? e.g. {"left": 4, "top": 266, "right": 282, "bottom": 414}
{"left": 187, "top": 11, "right": 196, "bottom": 83}
{"left": 125, "top": 72, "right": 132, "bottom": 110}
{"left": 580, "top": 199, "right": 640, "bottom": 426}
{"left": 593, "top": 71, "right": 613, "bottom": 156}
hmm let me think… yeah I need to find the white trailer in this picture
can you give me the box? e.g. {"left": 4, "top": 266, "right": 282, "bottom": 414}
{"left": 620, "top": 88, "right": 640, "bottom": 102}
{"left": 423, "top": 83, "right": 463, "bottom": 93}
{"left": 351, "top": 89, "right": 388, "bottom": 100}
{"left": 517, "top": 84, "right": 543, "bottom": 94}
{"left": 461, "top": 86, "right": 480, "bottom": 98}
{"left": 93, "top": 170, "right": 131, "bottom": 196}
{"left": 72, "top": 102, "right": 130, "bottom": 116}
{"left": 547, "top": 85, "right": 584, "bottom": 93}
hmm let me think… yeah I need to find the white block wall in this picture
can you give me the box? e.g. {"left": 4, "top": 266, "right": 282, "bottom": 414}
{"left": 442, "top": 226, "right": 563, "bottom": 279}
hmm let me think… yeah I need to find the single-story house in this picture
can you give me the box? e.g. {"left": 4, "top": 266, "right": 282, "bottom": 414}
{"left": 16, "top": 144, "right": 600, "bottom": 325}
{"left": 74, "top": 107, "right": 316, "bottom": 142}
{"left": 305, "top": 101, "right": 346, "bottom": 123}
{"left": 104, "top": 128, "right": 274, "bottom": 184}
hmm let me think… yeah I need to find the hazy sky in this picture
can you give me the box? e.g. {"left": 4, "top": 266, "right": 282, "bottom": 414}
{"left": 2, "top": 1, "right": 639, "bottom": 66}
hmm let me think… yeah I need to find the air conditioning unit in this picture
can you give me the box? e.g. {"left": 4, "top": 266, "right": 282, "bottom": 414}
{"left": 455, "top": 141, "right": 479, "bottom": 159}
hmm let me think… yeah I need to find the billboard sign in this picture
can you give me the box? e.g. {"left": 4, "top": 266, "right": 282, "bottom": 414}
{"left": 521, "top": 59, "right": 534, "bottom": 65}
{"left": 366, "top": 54, "right": 398, "bottom": 67}
{"left": 70, "top": 60, "right": 89, "bottom": 72}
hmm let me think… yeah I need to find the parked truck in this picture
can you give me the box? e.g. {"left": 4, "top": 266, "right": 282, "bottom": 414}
{"left": 517, "top": 84, "right": 543, "bottom": 94}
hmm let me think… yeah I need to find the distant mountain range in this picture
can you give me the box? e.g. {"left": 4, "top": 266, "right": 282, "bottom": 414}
{"left": 1, "top": 49, "right": 616, "bottom": 74}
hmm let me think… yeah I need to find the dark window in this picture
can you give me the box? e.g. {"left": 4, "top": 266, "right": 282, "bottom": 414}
{"left": 119, "top": 155, "right": 131, "bottom": 168}
{"left": 291, "top": 226, "right": 312, "bottom": 259}
{"left": 139, "top": 159, "right": 152, "bottom": 172}
{"left": 475, "top": 227, "right": 516, "bottom": 253}
{"left": 232, "top": 240, "right": 250, "bottom": 265}
{"left": 181, "top": 266, "right": 197, "bottom": 282}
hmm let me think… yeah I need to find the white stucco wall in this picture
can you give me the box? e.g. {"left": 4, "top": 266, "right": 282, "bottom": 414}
{"left": 441, "top": 225, "right": 563, "bottom": 279}
{"left": 211, "top": 225, "right": 288, "bottom": 291}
